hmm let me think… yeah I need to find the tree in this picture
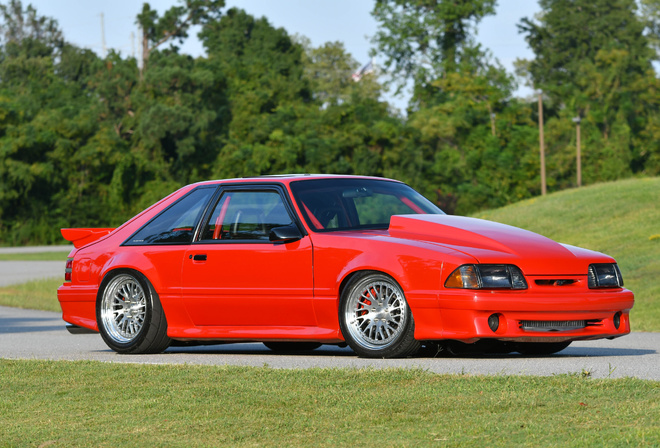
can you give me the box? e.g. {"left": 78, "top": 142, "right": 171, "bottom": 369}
{"left": 640, "top": 0, "right": 660, "bottom": 57}
{"left": 0, "top": 1, "right": 70, "bottom": 243}
{"left": 199, "top": 8, "right": 312, "bottom": 178}
{"left": 0, "top": 0, "right": 62, "bottom": 51}
{"left": 0, "top": 3, "right": 388, "bottom": 244}
{"left": 299, "top": 39, "right": 380, "bottom": 108}
{"left": 518, "top": 0, "right": 654, "bottom": 102}
{"left": 371, "top": 0, "right": 496, "bottom": 105}
{"left": 518, "top": 0, "right": 660, "bottom": 183}
{"left": 136, "top": 0, "right": 224, "bottom": 72}
{"left": 129, "top": 50, "right": 227, "bottom": 202}
{"left": 370, "top": 0, "right": 539, "bottom": 213}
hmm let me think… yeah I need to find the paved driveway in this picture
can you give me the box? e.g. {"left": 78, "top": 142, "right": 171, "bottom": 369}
{"left": 0, "top": 245, "right": 71, "bottom": 286}
{"left": 0, "top": 261, "right": 64, "bottom": 286}
{"left": 1, "top": 246, "right": 657, "bottom": 380}
{"left": 1, "top": 306, "right": 658, "bottom": 380}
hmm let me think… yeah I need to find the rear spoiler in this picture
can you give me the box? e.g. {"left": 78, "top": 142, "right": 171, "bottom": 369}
{"left": 61, "top": 228, "right": 115, "bottom": 249}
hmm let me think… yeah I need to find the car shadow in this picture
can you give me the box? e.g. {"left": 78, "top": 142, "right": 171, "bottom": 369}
{"left": 551, "top": 346, "right": 656, "bottom": 357}
{"left": 414, "top": 346, "right": 656, "bottom": 359}
{"left": 162, "top": 343, "right": 358, "bottom": 357}
{"left": 150, "top": 343, "right": 655, "bottom": 358}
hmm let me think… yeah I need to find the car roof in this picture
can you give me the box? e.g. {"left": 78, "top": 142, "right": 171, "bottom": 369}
{"left": 188, "top": 174, "right": 401, "bottom": 188}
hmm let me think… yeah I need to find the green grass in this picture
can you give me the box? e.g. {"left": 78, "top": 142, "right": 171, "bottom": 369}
{"left": 0, "top": 278, "right": 63, "bottom": 312}
{"left": 0, "top": 251, "right": 70, "bottom": 261}
{"left": 0, "top": 360, "right": 658, "bottom": 447}
{"left": 473, "top": 177, "right": 660, "bottom": 332}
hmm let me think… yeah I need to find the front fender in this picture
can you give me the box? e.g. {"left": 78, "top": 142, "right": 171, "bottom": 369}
{"left": 309, "top": 232, "right": 472, "bottom": 339}
{"left": 312, "top": 233, "right": 472, "bottom": 302}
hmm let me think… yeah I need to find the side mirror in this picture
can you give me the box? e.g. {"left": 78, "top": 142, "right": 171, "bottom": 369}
{"left": 269, "top": 225, "right": 303, "bottom": 243}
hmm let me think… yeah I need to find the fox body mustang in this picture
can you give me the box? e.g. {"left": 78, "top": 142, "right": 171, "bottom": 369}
{"left": 57, "top": 175, "right": 634, "bottom": 358}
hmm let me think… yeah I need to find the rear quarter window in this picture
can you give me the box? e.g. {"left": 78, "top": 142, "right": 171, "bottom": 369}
{"left": 125, "top": 187, "right": 215, "bottom": 245}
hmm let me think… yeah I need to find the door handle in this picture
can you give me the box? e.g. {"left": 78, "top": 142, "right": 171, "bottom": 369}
{"left": 191, "top": 254, "right": 207, "bottom": 261}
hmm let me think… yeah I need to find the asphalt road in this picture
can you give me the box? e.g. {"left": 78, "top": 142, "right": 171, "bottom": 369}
{"left": 1, "top": 305, "right": 658, "bottom": 380}
{"left": 0, "top": 246, "right": 71, "bottom": 287}
{"left": 1, "top": 250, "right": 657, "bottom": 380}
{"left": 0, "top": 261, "right": 64, "bottom": 286}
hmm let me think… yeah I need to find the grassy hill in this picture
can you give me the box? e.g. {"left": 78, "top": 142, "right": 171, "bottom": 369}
{"left": 473, "top": 177, "right": 660, "bottom": 332}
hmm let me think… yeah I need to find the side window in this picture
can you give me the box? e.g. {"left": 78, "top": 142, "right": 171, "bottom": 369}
{"left": 201, "top": 190, "right": 294, "bottom": 241}
{"left": 126, "top": 187, "right": 215, "bottom": 245}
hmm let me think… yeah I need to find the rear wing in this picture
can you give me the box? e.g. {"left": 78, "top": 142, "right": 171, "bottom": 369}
{"left": 61, "top": 228, "right": 115, "bottom": 249}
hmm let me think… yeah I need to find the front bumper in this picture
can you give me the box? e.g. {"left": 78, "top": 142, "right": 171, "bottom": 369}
{"left": 412, "top": 287, "right": 634, "bottom": 343}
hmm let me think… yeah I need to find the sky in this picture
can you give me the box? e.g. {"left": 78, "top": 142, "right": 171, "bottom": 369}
{"left": 22, "top": 0, "right": 542, "bottom": 110}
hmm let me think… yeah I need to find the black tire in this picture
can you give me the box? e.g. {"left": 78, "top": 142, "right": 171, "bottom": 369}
{"left": 515, "top": 341, "right": 571, "bottom": 355}
{"left": 339, "top": 272, "right": 420, "bottom": 358}
{"left": 96, "top": 270, "right": 171, "bottom": 354}
{"left": 263, "top": 342, "right": 322, "bottom": 353}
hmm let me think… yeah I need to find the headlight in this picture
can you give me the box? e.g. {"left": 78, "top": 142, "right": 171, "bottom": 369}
{"left": 445, "top": 264, "right": 528, "bottom": 290}
{"left": 588, "top": 264, "right": 623, "bottom": 288}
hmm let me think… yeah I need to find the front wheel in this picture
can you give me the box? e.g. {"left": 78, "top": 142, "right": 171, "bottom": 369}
{"left": 97, "top": 271, "right": 171, "bottom": 354}
{"left": 339, "top": 272, "right": 420, "bottom": 358}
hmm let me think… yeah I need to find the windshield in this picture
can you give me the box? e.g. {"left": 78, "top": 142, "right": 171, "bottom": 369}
{"left": 290, "top": 178, "right": 444, "bottom": 232}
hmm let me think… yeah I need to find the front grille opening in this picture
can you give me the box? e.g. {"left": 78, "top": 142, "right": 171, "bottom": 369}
{"left": 534, "top": 279, "right": 577, "bottom": 286}
{"left": 520, "top": 320, "right": 601, "bottom": 332}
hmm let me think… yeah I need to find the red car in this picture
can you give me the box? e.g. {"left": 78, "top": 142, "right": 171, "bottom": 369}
{"left": 58, "top": 175, "right": 634, "bottom": 358}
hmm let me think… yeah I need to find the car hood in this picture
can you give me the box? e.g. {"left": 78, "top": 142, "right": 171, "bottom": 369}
{"left": 388, "top": 214, "right": 612, "bottom": 275}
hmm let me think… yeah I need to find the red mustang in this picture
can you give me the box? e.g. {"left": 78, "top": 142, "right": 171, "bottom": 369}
{"left": 58, "top": 175, "right": 634, "bottom": 358}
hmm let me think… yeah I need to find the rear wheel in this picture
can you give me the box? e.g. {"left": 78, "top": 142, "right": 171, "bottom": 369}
{"left": 515, "top": 341, "right": 571, "bottom": 355}
{"left": 339, "top": 272, "right": 420, "bottom": 358}
{"left": 97, "top": 271, "right": 170, "bottom": 354}
{"left": 263, "top": 342, "right": 322, "bottom": 353}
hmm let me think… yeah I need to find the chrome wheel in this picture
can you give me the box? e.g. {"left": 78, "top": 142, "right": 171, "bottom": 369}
{"left": 343, "top": 277, "right": 408, "bottom": 351}
{"left": 100, "top": 274, "right": 147, "bottom": 344}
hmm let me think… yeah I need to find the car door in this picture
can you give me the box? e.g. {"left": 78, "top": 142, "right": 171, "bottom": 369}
{"left": 181, "top": 186, "right": 315, "bottom": 327}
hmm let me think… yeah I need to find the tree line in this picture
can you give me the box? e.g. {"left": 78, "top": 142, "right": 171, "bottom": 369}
{"left": 1, "top": 0, "right": 659, "bottom": 245}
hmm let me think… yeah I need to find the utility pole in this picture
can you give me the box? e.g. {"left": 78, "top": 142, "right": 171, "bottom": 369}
{"left": 141, "top": 25, "right": 149, "bottom": 78}
{"left": 486, "top": 103, "right": 496, "bottom": 137}
{"left": 100, "top": 12, "right": 107, "bottom": 58}
{"left": 573, "top": 116, "right": 582, "bottom": 187}
{"left": 538, "top": 92, "right": 546, "bottom": 196}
